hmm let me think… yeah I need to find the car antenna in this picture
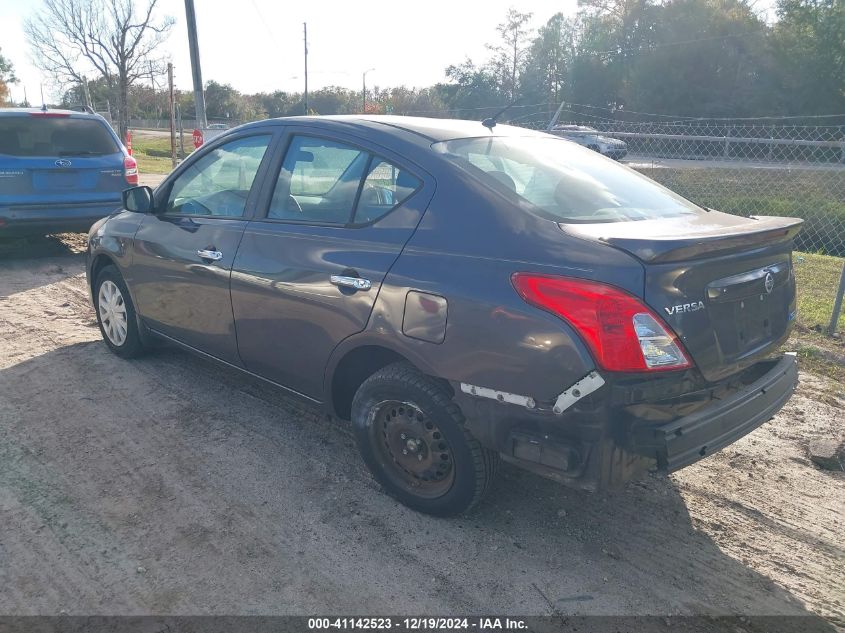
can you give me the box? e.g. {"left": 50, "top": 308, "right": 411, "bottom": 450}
{"left": 481, "top": 98, "right": 520, "bottom": 130}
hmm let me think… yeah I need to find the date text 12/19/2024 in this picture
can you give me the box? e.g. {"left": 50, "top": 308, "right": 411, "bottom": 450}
{"left": 308, "top": 618, "right": 528, "bottom": 630}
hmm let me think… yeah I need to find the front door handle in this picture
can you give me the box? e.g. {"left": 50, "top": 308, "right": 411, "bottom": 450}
{"left": 197, "top": 249, "right": 223, "bottom": 261}
{"left": 330, "top": 275, "right": 371, "bottom": 291}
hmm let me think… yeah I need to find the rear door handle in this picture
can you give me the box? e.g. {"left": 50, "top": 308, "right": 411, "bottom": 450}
{"left": 197, "top": 249, "right": 223, "bottom": 261}
{"left": 330, "top": 275, "right": 371, "bottom": 291}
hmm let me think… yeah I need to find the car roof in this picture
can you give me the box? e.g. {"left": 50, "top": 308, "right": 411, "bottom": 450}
{"left": 240, "top": 115, "right": 551, "bottom": 143}
{"left": 0, "top": 107, "right": 105, "bottom": 119}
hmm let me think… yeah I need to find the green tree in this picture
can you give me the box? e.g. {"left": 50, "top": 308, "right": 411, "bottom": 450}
{"left": 439, "top": 59, "right": 504, "bottom": 116}
{"left": 0, "top": 48, "right": 18, "bottom": 105}
{"left": 486, "top": 8, "right": 534, "bottom": 99}
{"left": 772, "top": 0, "right": 845, "bottom": 115}
{"left": 522, "top": 13, "right": 578, "bottom": 112}
{"left": 621, "top": 0, "right": 774, "bottom": 117}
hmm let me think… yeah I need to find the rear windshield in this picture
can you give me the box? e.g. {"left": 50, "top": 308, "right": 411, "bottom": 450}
{"left": 433, "top": 136, "right": 701, "bottom": 223}
{"left": 0, "top": 116, "right": 120, "bottom": 157}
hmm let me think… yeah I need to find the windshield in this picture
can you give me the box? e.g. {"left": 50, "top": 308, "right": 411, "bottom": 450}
{"left": 433, "top": 136, "right": 701, "bottom": 223}
{"left": 0, "top": 116, "right": 120, "bottom": 157}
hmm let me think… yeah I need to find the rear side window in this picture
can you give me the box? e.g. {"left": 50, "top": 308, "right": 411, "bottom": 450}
{"left": 355, "top": 158, "right": 421, "bottom": 224}
{"left": 0, "top": 116, "right": 119, "bottom": 157}
{"left": 268, "top": 135, "right": 420, "bottom": 225}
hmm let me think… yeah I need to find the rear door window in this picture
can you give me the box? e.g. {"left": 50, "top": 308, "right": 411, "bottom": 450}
{"left": 0, "top": 116, "right": 119, "bottom": 157}
{"left": 268, "top": 136, "right": 369, "bottom": 224}
{"left": 267, "top": 135, "right": 421, "bottom": 225}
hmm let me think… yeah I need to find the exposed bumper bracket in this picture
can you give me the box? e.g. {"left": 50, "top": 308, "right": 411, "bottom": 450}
{"left": 553, "top": 371, "right": 605, "bottom": 414}
{"left": 460, "top": 383, "right": 536, "bottom": 410}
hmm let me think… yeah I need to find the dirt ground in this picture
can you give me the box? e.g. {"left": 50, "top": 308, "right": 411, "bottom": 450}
{"left": 0, "top": 234, "right": 842, "bottom": 625}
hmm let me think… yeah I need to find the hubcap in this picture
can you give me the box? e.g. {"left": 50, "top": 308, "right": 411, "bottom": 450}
{"left": 98, "top": 280, "right": 128, "bottom": 346}
{"left": 371, "top": 401, "right": 455, "bottom": 499}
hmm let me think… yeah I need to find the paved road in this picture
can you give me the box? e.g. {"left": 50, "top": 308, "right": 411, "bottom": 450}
{"left": 139, "top": 173, "right": 166, "bottom": 188}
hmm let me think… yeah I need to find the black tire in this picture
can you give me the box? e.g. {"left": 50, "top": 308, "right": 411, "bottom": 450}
{"left": 94, "top": 265, "right": 146, "bottom": 359}
{"left": 351, "top": 362, "right": 498, "bottom": 516}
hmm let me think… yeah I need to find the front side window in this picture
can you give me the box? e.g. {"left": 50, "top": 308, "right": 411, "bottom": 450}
{"left": 434, "top": 136, "right": 701, "bottom": 223}
{"left": 165, "top": 134, "right": 271, "bottom": 217}
{"left": 269, "top": 136, "right": 368, "bottom": 223}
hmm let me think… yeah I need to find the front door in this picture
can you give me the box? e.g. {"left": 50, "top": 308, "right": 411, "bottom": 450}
{"left": 131, "top": 132, "right": 274, "bottom": 365}
{"left": 231, "top": 131, "right": 433, "bottom": 399}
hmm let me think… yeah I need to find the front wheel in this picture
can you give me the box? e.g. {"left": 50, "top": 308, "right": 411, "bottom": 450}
{"left": 351, "top": 363, "right": 498, "bottom": 516}
{"left": 94, "top": 265, "right": 146, "bottom": 359}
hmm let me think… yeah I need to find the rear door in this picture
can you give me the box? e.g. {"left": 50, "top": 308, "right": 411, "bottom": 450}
{"left": 231, "top": 128, "right": 433, "bottom": 399}
{"left": 0, "top": 113, "right": 127, "bottom": 205}
{"left": 130, "top": 131, "right": 276, "bottom": 365}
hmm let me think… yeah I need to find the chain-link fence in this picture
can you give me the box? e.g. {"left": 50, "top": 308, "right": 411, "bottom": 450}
{"left": 550, "top": 121, "right": 845, "bottom": 257}
{"left": 543, "top": 120, "right": 845, "bottom": 334}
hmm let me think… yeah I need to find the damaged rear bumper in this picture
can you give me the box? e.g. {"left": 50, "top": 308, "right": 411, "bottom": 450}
{"left": 632, "top": 352, "right": 798, "bottom": 472}
{"left": 455, "top": 353, "right": 798, "bottom": 490}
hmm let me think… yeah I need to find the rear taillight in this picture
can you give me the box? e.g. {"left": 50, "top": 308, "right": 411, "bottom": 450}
{"left": 512, "top": 273, "right": 692, "bottom": 373}
{"left": 124, "top": 155, "right": 138, "bottom": 185}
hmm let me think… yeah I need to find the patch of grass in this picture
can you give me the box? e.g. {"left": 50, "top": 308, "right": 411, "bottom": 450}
{"left": 789, "top": 250, "right": 845, "bottom": 381}
{"left": 132, "top": 134, "right": 194, "bottom": 176}
{"left": 792, "top": 341, "right": 845, "bottom": 384}
{"left": 793, "top": 251, "right": 845, "bottom": 332}
{"left": 636, "top": 166, "right": 845, "bottom": 256}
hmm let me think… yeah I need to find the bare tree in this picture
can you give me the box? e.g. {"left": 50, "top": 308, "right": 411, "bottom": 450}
{"left": 25, "top": 0, "right": 173, "bottom": 140}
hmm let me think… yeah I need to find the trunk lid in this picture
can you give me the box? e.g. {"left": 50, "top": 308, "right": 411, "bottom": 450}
{"left": 562, "top": 212, "right": 802, "bottom": 382}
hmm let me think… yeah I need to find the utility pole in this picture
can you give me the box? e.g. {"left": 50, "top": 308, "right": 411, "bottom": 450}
{"left": 362, "top": 68, "right": 375, "bottom": 113}
{"left": 303, "top": 22, "right": 308, "bottom": 115}
{"left": 184, "top": 0, "right": 207, "bottom": 129}
{"left": 168, "top": 63, "right": 177, "bottom": 169}
{"left": 547, "top": 101, "right": 566, "bottom": 130}
{"left": 828, "top": 261, "right": 845, "bottom": 336}
{"left": 82, "top": 77, "right": 92, "bottom": 110}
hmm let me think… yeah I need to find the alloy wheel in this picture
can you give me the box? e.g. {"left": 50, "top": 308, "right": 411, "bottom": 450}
{"left": 98, "top": 280, "right": 128, "bottom": 346}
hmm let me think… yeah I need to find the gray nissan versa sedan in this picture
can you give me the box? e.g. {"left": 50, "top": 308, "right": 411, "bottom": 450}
{"left": 86, "top": 115, "right": 801, "bottom": 515}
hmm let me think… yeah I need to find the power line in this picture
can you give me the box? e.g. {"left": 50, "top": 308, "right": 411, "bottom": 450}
{"left": 583, "top": 30, "right": 766, "bottom": 58}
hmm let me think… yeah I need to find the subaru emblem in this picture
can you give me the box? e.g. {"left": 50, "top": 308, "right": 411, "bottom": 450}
{"left": 764, "top": 272, "right": 774, "bottom": 294}
{"left": 55, "top": 159, "right": 72, "bottom": 168}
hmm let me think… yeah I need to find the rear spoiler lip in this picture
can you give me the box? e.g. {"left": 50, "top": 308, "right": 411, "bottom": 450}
{"left": 560, "top": 215, "right": 804, "bottom": 263}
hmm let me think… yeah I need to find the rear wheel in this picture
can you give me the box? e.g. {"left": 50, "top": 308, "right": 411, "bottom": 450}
{"left": 94, "top": 265, "right": 146, "bottom": 358}
{"left": 351, "top": 363, "right": 498, "bottom": 516}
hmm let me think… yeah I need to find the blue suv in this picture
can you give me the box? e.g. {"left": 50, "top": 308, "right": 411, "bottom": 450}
{"left": 0, "top": 108, "right": 137, "bottom": 236}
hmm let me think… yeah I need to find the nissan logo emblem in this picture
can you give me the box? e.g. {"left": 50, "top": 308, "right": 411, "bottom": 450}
{"left": 764, "top": 272, "right": 774, "bottom": 294}
{"left": 55, "top": 159, "right": 72, "bottom": 168}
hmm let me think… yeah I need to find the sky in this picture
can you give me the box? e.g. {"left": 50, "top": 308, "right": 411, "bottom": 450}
{"left": 1, "top": 0, "right": 778, "bottom": 104}
{"left": 1, "top": 0, "right": 578, "bottom": 103}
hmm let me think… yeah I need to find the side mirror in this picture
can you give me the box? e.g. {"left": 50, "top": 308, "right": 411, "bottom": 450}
{"left": 122, "top": 186, "right": 155, "bottom": 213}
